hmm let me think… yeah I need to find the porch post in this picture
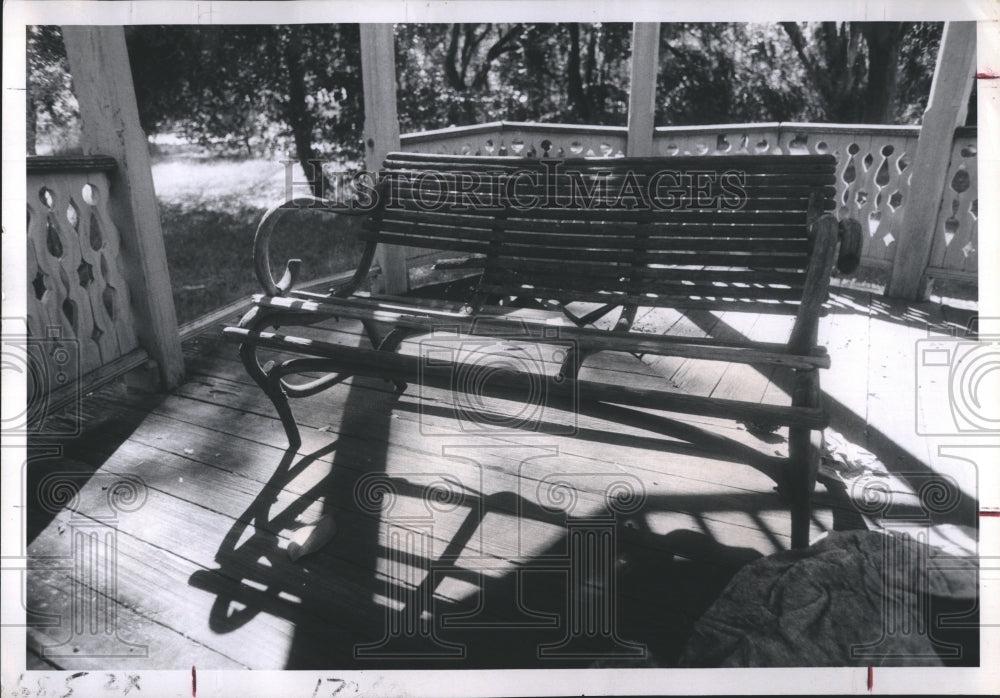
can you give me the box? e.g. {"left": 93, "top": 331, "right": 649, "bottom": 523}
{"left": 885, "top": 22, "right": 977, "bottom": 300}
{"left": 61, "top": 26, "right": 184, "bottom": 389}
{"left": 626, "top": 23, "right": 660, "bottom": 157}
{"left": 360, "top": 23, "right": 406, "bottom": 294}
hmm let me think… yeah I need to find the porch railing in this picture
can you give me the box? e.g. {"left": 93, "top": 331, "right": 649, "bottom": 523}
{"left": 400, "top": 121, "right": 978, "bottom": 285}
{"left": 26, "top": 156, "right": 150, "bottom": 419}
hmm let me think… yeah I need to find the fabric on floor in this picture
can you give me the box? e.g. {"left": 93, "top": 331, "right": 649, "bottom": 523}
{"left": 678, "top": 530, "right": 977, "bottom": 667}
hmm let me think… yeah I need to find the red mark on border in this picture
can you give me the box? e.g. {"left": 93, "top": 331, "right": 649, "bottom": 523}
{"left": 980, "top": 510, "right": 1000, "bottom": 517}
{"left": 976, "top": 72, "right": 998, "bottom": 79}
{"left": 191, "top": 666, "right": 197, "bottom": 697}
{"left": 867, "top": 666, "right": 874, "bottom": 692}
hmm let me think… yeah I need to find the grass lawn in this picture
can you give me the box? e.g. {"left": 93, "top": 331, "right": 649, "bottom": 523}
{"left": 152, "top": 148, "right": 365, "bottom": 325}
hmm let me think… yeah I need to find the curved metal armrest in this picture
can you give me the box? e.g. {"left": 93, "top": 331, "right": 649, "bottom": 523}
{"left": 253, "top": 194, "right": 372, "bottom": 297}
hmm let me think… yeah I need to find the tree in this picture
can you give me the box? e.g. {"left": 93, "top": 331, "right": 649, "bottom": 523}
{"left": 26, "top": 25, "right": 80, "bottom": 155}
{"left": 28, "top": 21, "right": 945, "bottom": 165}
{"left": 125, "top": 25, "right": 364, "bottom": 196}
{"left": 394, "top": 23, "right": 631, "bottom": 132}
{"left": 779, "top": 21, "right": 943, "bottom": 124}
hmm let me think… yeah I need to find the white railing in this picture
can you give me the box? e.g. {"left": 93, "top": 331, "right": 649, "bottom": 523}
{"left": 26, "top": 156, "right": 148, "bottom": 415}
{"left": 400, "top": 121, "right": 978, "bottom": 284}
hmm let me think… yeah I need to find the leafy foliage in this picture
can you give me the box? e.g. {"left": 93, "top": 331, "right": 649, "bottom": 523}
{"left": 395, "top": 23, "right": 632, "bottom": 131}
{"left": 655, "top": 23, "right": 817, "bottom": 126}
{"left": 28, "top": 21, "right": 948, "bottom": 162}
{"left": 26, "top": 25, "right": 80, "bottom": 154}
{"left": 777, "top": 21, "right": 944, "bottom": 124}
{"left": 126, "top": 25, "right": 364, "bottom": 172}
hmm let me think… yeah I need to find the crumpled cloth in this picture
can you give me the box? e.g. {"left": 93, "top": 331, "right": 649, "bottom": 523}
{"left": 678, "top": 530, "right": 977, "bottom": 667}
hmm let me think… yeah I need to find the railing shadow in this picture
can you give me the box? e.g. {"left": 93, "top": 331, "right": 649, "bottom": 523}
{"left": 673, "top": 296, "right": 981, "bottom": 532}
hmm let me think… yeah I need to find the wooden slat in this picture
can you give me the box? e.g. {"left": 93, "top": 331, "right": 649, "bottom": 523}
{"left": 387, "top": 181, "right": 835, "bottom": 208}
{"left": 366, "top": 234, "right": 808, "bottom": 267}
{"left": 359, "top": 230, "right": 490, "bottom": 253}
{"left": 370, "top": 221, "right": 813, "bottom": 254}
{"left": 477, "top": 286, "right": 804, "bottom": 313}
{"left": 486, "top": 269, "right": 804, "bottom": 297}
{"left": 382, "top": 168, "right": 838, "bottom": 188}
{"left": 481, "top": 259, "right": 807, "bottom": 285}
{"left": 387, "top": 179, "right": 838, "bottom": 200}
{"left": 223, "top": 327, "right": 828, "bottom": 427}
{"left": 380, "top": 209, "right": 817, "bottom": 238}
{"left": 243, "top": 294, "right": 829, "bottom": 367}
{"left": 379, "top": 200, "right": 812, "bottom": 224}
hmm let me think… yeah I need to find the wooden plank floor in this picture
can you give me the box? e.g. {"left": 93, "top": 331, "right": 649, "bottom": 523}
{"left": 24, "top": 285, "right": 978, "bottom": 670}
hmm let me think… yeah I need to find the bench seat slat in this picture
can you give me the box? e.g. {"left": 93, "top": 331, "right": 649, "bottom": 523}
{"left": 249, "top": 293, "right": 829, "bottom": 367}
{"left": 223, "top": 326, "right": 828, "bottom": 429}
{"left": 364, "top": 231, "right": 810, "bottom": 267}
{"left": 477, "top": 286, "right": 804, "bottom": 312}
{"left": 383, "top": 168, "right": 839, "bottom": 187}
{"left": 485, "top": 271, "right": 805, "bottom": 299}
{"left": 388, "top": 181, "right": 835, "bottom": 206}
{"left": 479, "top": 259, "right": 807, "bottom": 284}
{"left": 373, "top": 225, "right": 814, "bottom": 253}
{"left": 377, "top": 209, "right": 818, "bottom": 238}
{"left": 385, "top": 196, "right": 833, "bottom": 214}
{"left": 377, "top": 202, "right": 816, "bottom": 224}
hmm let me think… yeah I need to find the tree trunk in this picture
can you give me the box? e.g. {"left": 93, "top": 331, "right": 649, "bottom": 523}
{"left": 861, "top": 22, "right": 905, "bottom": 123}
{"left": 567, "top": 24, "right": 590, "bottom": 122}
{"left": 27, "top": 92, "right": 38, "bottom": 156}
{"left": 280, "top": 30, "right": 329, "bottom": 199}
{"left": 444, "top": 24, "right": 465, "bottom": 90}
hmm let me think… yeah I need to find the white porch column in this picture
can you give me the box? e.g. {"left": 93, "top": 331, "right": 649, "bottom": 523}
{"left": 626, "top": 23, "right": 660, "bottom": 157}
{"left": 886, "top": 21, "right": 977, "bottom": 300}
{"left": 360, "top": 23, "right": 406, "bottom": 294}
{"left": 62, "top": 26, "right": 184, "bottom": 389}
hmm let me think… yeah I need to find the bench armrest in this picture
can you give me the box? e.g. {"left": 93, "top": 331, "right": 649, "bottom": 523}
{"left": 253, "top": 195, "right": 373, "bottom": 297}
{"left": 788, "top": 214, "right": 839, "bottom": 355}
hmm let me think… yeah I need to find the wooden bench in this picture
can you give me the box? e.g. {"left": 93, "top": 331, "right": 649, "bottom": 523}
{"left": 223, "top": 152, "right": 861, "bottom": 549}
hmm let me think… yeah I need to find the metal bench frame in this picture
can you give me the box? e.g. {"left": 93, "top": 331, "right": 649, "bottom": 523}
{"left": 224, "top": 152, "right": 862, "bottom": 549}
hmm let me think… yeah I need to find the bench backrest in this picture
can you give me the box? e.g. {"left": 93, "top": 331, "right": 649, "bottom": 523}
{"left": 363, "top": 152, "right": 837, "bottom": 314}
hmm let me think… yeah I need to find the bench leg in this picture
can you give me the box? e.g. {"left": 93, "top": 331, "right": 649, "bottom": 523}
{"left": 236, "top": 307, "right": 307, "bottom": 449}
{"left": 787, "top": 425, "right": 822, "bottom": 549}
{"left": 239, "top": 341, "right": 303, "bottom": 449}
{"left": 787, "top": 370, "right": 822, "bottom": 549}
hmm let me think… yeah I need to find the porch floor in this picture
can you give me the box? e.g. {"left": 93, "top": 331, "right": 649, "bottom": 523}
{"left": 25, "top": 284, "right": 978, "bottom": 670}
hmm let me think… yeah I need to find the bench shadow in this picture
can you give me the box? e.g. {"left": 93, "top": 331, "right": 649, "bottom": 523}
{"left": 186, "top": 374, "right": 880, "bottom": 669}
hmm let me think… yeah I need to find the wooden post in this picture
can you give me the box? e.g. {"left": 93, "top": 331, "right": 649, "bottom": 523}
{"left": 360, "top": 23, "right": 406, "bottom": 294}
{"left": 626, "top": 23, "right": 660, "bottom": 157}
{"left": 62, "top": 26, "right": 184, "bottom": 389}
{"left": 885, "top": 22, "right": 977, "bottom": 300}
